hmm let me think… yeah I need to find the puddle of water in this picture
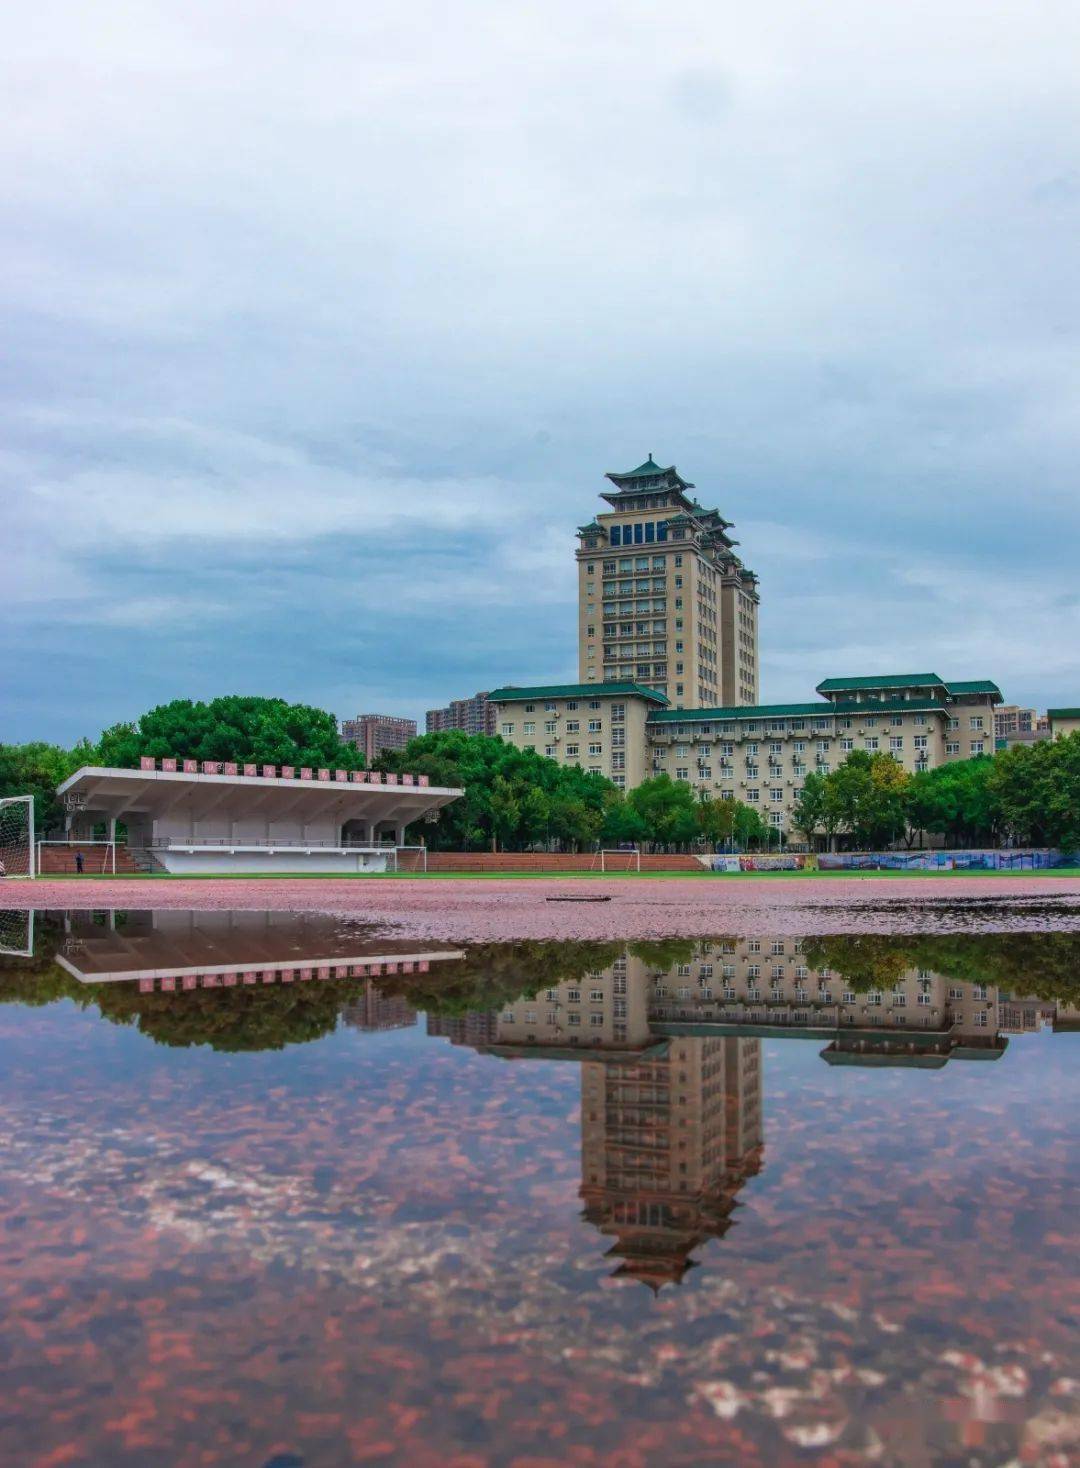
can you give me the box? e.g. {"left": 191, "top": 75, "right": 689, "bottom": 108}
{"left": 1, "top": 908, "right": 1078, "bottom": 1466}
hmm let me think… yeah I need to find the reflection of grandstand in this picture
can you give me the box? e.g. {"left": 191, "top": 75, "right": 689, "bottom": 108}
{"left": 580, "top": 1036, "right": 763, "bottom": 1290}
{"left": 53, "top": 909, "right": 464, "bottom": 991}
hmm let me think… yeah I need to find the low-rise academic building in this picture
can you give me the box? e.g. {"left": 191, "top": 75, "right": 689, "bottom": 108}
{"left": 492, "top": 672, "right": 1002, "bottom": 840}
{"left": 488, "top": 681, "right": 668, "bottom": 790}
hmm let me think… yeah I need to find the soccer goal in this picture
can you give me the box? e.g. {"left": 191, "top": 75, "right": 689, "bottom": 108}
{"left": 0, "top": 909, "right": 34, "bottom": 958}
{"left": 390, "top": 845, "right": 428, "bottom": 873}
{"left": 0, "top": 796, "right": 35, "bottom": 880}
{"left": 591, "top": 847, "right": 641, "bottom": 873}
{"left": 36, "top": 840, "right": 118, "bottom": 875}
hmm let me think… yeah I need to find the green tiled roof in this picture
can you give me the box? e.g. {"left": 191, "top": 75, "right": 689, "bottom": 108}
{"left": 489, "top": 682, "right": 669, "bottom": 706}
{"left": 607, "top": 456, "right": 671, "bottom": 479}
{"left": 1049, "top": 708, "right": 1080, "bottom": 719}
{"left": 816, "top": 674, "right": 943, "bottom": 693}
{"left": 647, "top": 697, "right": 953, "bottom": 724}
{"left": 946, "top": 679, "right": 1003, "bottom": 699}
{"left": 604, "top": 456, "right": 695, "bottom": 492}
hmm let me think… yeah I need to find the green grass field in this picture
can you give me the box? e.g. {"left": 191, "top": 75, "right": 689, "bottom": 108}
{"left": 28, "top": 867, "right": 1080, "bottom": 882}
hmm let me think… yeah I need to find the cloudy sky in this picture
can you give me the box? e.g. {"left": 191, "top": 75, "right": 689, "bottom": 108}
{"left": 4, "top": 1, "right": 1079, "bottom": 744}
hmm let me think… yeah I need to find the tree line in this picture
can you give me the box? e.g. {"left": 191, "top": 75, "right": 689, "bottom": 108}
{"left": 791, "top": 738, "right": 1080, "bottom": 852}
{"left": 3, "top": 695, "right": 1078, "bottom": 853}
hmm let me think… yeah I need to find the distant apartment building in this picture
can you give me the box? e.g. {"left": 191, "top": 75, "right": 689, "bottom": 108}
{"left": 340, "top": 712, "right": 417, "bottom": 763}
{"left": 994, "top": 705, "right": 1052, "bottom": 749}
{"left": 425, "top": 690, "right": 496, "bottom": 737}
{"left": 340, "top": 981, "right": 416, "bottom": 1033}
{"left": 995, "top": 705, "right": 1039, "bottom": 739}
{"left": 1048, "top": 707, "right": 1080, "bottom": 740}
{"left": 491, "top": 672, "right": 1003, "bottom": 834}
{"left": 576, "top": 456, "right": 760, "bottom": 709}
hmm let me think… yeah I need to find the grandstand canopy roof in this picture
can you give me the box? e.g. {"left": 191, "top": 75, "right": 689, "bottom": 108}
{"left": 56, "top": 765, "right": 462, "bottom": 826}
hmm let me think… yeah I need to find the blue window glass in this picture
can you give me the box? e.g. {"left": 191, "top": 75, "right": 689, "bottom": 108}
{"left": 634, "top": 523, "right": 644, "bottom": 544}
{"left": 657, "top": 523, "right": 668, "bottom": 541}
{"left": 609, "top": 525, "right": 621, "bottom": 546}
{"left": 644, "top": 522, "right": 655, "bottom": 542}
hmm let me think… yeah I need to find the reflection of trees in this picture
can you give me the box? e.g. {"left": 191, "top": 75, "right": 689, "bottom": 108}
{"left": 0, "top": 959, "right": 89, "bottom": 1008}
{"left": 3, "top": 930, "right": 1077, "bottom": 1052}
{"left": 92, "top": 980, "right": 354, "bottom": 1051}
{"left": 378, "top": 940, "right": 624, "bottom": 1016}
{"left": 803, "top": 934, "right": 1080, "bottom": 1001}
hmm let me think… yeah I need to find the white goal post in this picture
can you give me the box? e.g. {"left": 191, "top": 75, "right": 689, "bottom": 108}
{"left": 390, "top": 845, "right": 428, "bottom": 873}
{"left": 35, "top": 839, "right": 118, "bottom": 875}
{"left": 0, "top": 909, "right": 34, "bottom": 958}
{"left": 0, "top": 796, "right": 35, "bottom": 879}
{"left": 591, "top": 847, "right": 641, "bottom": 873}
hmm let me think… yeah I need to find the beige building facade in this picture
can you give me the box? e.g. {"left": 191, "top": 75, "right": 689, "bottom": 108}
{"left": 648, "top": 674, "right": 1002, "bottom": 841}
{"left": 575, "top": 457, "right": 760, "bottom": 710}
{"left": 488, "top": 682, "right": 666, "bottom": 791}
{"left": 492, "top": 672, "right": 1002, "bottom": 840}
{"left": 1048, "top": 707, "right": 1080, "bottom": 740}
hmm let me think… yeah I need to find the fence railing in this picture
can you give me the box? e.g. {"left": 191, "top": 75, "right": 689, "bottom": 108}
{"left": 134, "top": 756, "right": 430, "bottom": 786}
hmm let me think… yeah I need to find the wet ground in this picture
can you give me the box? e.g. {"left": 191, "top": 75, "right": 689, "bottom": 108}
{"left": 0, "top": 907, "right": 1077, "bottom": 1466}
{"left": 8, "top": 874, "right": 1080, "bottom": 940}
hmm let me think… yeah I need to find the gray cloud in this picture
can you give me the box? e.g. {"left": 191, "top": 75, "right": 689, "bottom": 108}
{"left": 2, "top": 1, "right": 1079, "bottom": 743}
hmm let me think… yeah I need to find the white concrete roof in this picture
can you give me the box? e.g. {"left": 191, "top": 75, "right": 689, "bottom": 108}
{"left": 57, "top": 765, "right": 463, "bottom": 824}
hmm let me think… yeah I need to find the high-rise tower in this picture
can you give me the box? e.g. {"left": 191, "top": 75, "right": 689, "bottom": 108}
{"left": 576, "top": 456, "right": 760, "bottom": 709}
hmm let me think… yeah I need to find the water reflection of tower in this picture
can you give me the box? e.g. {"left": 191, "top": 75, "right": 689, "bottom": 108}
{"left": 579, "top": 1036, "right": 763, "bottom": 1291}
{"left": 340, "top": 982, "right": 417, "bottom": 1032}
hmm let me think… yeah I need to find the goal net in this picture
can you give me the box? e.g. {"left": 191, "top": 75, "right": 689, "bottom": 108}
{"left": 390, "top": 845, "right": 428, "bottom": 873}
{"left": 0, "top": 909, "right": 34, "bottom": 958}
{"left": 591, "top": 847, "right": 641, "bottom": 873}
{"left": 0, "top": 796, "right": 35, "bottom": 880}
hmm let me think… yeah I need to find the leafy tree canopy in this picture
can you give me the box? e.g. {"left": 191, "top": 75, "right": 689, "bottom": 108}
{"left": 92, "top": 695, "right": 365, "bottom": 772}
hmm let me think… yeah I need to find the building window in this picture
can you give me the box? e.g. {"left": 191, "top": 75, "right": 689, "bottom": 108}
{"left": 523, "top": 722, "right": 535, "bottom": 735}
{"left": 588, "top": 743, "right": 602, "bottom": 756}
{"left": 501, "top": 723, "right": 515, "bottom": 735}
{"left": 566, "top": 744, "right": 579, "bottom": 757}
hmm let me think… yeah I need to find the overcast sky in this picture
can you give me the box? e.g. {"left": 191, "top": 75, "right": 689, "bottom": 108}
{"left": 4, "top": 1, "right": 1079, "bottom": 744}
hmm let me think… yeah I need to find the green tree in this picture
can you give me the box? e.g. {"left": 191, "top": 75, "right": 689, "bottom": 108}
{"left": 625, "top": 774, "right": 699, "bottom": 847}
{"left": 791, "top": 770, "right": 829, "bottom": 848}
{"left": 0, "top": 741, "right": 86, "bottom": 833}
{"left": 828, "top": 750, "right": 910, "bottom": 849}
{"left": 731, "top": 800, "right": 769, "bottom": 850}
{"left": 906, "top": 757, "right": 999, "bottom": 847}
{"left": 991, "top": 732, "right": 1080, "bottom": 851}
{"left": 695, "top": 795, "right": 735, "bottom": 849}
{"left": 376, "top": 730, "right": 619, "bottom": 851}
{"left": 93, "top": 696, "right": 365, "bottom": 772}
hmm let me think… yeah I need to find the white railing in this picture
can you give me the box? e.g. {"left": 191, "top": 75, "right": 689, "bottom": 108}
{"left": 148, "top": 836, "right": 399, "bottom": 849}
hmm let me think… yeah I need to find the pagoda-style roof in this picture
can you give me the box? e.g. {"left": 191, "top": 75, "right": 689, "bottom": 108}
{"left": 605, "top": 455, "right": 694, "bottom": 490}
{"left": 576, "top": 520, "right": 605, "bottom": 537}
